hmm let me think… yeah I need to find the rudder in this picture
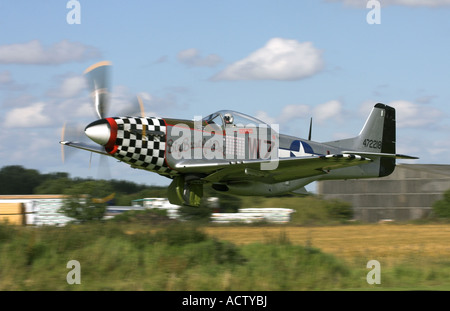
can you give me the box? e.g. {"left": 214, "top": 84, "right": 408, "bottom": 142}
{"left": 377, "top": 104, "right": 396, "bottom": 177}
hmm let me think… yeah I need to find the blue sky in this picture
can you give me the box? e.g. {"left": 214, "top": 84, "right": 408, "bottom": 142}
{"left": 0, "top": 0, "right": 449, "bottom": 188}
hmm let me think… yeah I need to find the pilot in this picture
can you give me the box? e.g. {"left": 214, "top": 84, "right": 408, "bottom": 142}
{"left": 223, "top": 113, "right": 234, "bottom": 125}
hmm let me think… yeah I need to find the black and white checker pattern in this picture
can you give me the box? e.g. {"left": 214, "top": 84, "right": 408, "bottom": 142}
{"left": 112, "top": 117, "right": 173, "bottom": 174}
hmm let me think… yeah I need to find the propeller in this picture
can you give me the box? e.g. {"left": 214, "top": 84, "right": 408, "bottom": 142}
{"left": 61, "top": 61, "right": 112, "bottom": 163}
{"left": 61, "top": 61, "right": 113, "bottom": 176}
{"left": 84, "top": 60, "right": 112, "bottom": 119}
{"left": 60, "top": 61, "right": 149, "bottom": 179}
{"left": 136, "top": 94, "right": 147, "bottom": 137}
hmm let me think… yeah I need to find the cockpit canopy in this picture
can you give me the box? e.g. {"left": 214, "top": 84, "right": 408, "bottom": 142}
{"left": 202, "top": 110, "right": 273, "bottom": 131}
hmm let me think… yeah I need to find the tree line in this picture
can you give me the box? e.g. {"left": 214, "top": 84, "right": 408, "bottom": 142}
{"left": 0, "top": 165, "right": 167, "bottom": 205}
{"left": 0, "top": 165, "right": 242, "bottom": 214}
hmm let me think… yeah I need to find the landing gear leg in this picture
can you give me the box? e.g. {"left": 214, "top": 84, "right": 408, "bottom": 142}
{"left": 168, "top": 175, "right": 203, "bottom": 207}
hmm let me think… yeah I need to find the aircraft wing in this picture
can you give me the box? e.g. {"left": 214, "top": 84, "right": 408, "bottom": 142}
{"left": 173, "top": 153, "right": 372, "bottom": 183}
{"left": 60, "top": 141, "right": 109, "bottom": 156}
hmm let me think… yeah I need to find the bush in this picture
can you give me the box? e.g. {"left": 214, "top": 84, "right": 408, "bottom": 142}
{"left": 60, "top": 181, "right": 112, "bottom": 223}
{"left": 324, "top": 199, "right": 353, "bottom": 221}
{"left": 432, "top": 190, "right": 450, "bottom": 218}
{"left": 0, "top": 222, "right": 16, "bottom": 243}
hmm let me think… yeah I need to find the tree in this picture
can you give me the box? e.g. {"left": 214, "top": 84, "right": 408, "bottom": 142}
{"left": 432, "top": 189, "right": 450, "bottom": 219}
{"left": 0, "top": 165, "right": 41, "bottom": 194}
{"left": 60, "top": 180, "right": 113, "bottom": 222}
{"left": 34, "top": 177, "right": 74, "bottom": 194}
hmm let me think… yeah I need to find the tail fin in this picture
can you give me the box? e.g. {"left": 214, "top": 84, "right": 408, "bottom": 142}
{"left": 358, "top": 103, "right": 395, "bottom": 155}
{"left": 326, "top": 103, "right": 417, "bottom": 177}
{"left": 357, "top": 103, "right": 396, "bottom": 176}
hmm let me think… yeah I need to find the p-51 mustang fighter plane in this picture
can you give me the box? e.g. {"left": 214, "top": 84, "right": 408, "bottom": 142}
{"left": 60, "top": 61, "right": 418, "bottom": 206}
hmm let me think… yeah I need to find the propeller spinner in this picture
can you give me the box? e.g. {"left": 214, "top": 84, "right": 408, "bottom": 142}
{"left": 84, "top": 119, "right": 111, "bottom": 146}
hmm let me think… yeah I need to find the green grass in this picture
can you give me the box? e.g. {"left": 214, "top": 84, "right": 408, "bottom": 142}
{"left": 1, "top": 221, "right": 450, "bottom": 290}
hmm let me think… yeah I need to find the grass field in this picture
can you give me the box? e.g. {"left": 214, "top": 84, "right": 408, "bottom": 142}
{"left": 2, "top": 220, "right": 450, "bottom": 290}
{"left": 204, "top": 224, "right": 450, "bottom": 264}
{"left": 205, "top": 223, "right": 450, "bottom": 290}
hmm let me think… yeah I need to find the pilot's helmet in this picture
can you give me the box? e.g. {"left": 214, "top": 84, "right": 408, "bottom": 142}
{"left": 224, "top": 113, "right": 234, "bottom": 124}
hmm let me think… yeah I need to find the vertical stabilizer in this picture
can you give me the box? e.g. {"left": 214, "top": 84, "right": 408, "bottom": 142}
{"left": 358, "top": 103, "right": 395, "bottom": 155}
{"left": 353, "top": 103, "right": 396, "bottom": 177}
{"left": 325, "top": 103, "right": 396, "bottom": 177}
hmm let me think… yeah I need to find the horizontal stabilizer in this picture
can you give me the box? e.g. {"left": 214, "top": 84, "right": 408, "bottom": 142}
{"left": 395, "top": 154, "right": 420, "bottom": 160}
{"left": 290, "top": 186, "right": 310, "bottom": 196}
{"left": 342, "top": 151, "right": 419, "bottom": 160}
{"left": 60, "top": 141, "right": 108, "bottom": 156}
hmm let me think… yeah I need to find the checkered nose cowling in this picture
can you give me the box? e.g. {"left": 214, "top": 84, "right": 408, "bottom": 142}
{"left": 111, "top": 117, "right": 174, "bottom": 175}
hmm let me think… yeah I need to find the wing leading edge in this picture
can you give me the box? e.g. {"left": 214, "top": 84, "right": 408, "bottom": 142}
{"left": 60, "top": 141, "right": 109, "bottom": 156}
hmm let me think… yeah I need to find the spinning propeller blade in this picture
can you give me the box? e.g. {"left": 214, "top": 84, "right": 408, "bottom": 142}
{"left": 84, "top": 61, "right": 112, "bottom": 119}
{"left": 61, "top": 122, "right": 66, "bottom": 164}
{"left": 60, "top": 60, "right": 150, "bottom": 181}
{"left": 60, "top": 121, "right": 91, "bottom": 163}
{"left": 136, "top": 95, "right": 147, "bottom": 137}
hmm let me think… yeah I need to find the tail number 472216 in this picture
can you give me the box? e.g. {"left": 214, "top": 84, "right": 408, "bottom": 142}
{"left": 363, "top": 139, "right": 382, "bottom": 149}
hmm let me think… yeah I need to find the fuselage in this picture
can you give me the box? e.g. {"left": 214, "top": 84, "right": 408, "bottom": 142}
{"left": 84, "top": 113, "right": 379, "bottom": 191}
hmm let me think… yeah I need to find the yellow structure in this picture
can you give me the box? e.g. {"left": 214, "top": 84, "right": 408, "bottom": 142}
{"left": 0, "top": 202, "right": 25, "bottom": 225}
{"left": 0, "top": 195, "right": 67, "bottom": 226}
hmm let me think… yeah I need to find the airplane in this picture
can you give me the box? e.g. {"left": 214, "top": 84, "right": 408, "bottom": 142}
{"left": 60, "top": 61, "right": 418, "bottom": 207}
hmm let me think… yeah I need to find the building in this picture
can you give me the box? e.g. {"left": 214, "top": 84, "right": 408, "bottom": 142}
{"left": 0, "top": 195, "right": 73, "bottom": 226}
{"left": 317, "top": 164, "right": 450, "bottom": 223}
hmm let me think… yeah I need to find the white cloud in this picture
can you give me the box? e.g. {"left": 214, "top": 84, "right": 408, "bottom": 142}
{"left": 388, "top": 100, "right": 443, "bottom": 128}
{"left": 74, "top": 101, "right": 94, "bottom": 118}
{"left": 0, "top": 40, "right": 101, "bottom": 65}
{"left": 255, "top": 110, "right": 277, "bottom": 125}
{"left": 313, "top": 100, "right": 343, "bottom": 123}
{"left": 47, "top": 75, "right": 87, "bottom": 98}
{"left": 213, "top": 38, "right": 324, "bottom": 81}
{"left": 279, "top": 104, "right": 311, "bottom": 122}
{"left": 357, "top": 100, "right": 444, "bottom": 129}
{"left": 177, "top": 48, "right": 222, "bottom": 67}
{"left": 256, "top": 100, "right": 343, "bottom": 126}
{"left": 328, "top": 0, "right": 450, "bottom": 7}
{"left": 4, "top": 102, "right": 52, "bottom": 128}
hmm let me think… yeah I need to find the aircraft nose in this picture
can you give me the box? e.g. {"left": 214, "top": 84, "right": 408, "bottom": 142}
{"left": 85, "top": 119, "right": 111, "bottom": 145}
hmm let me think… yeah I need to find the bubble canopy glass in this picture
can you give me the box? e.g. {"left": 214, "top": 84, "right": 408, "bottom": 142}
{"left": 202, "top": 110, "right": 272, "bottom": 130}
